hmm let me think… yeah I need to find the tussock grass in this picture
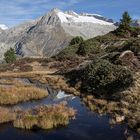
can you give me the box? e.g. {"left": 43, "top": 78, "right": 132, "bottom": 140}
{"left": 0, "top": 78, "right": 48, "bottom": 105}
{"left": 13, "top": 102, "right": 76, "bottom": 130}
{"left": 0, "top": 107, "right": 16, "bottom": 123}
{"left": 0, "top": 86, "right": 48, "bottom": 105}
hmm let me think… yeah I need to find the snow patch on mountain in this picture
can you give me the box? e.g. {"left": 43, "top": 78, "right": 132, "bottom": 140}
{"left": 0, "top": 24, "right": 8, "bottom": 30}
{"left": 81, "top": 13, "right": 103, "bottom": 17}
{"left": 57, "top": 11, "right": 113, "bottom": 25}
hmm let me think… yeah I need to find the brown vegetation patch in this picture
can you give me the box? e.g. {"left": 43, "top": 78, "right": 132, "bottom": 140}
{"left": 0, "top": 107, "right": 16, "bottom": 123}
{"left": 0, "top": 78, "right": 48, "bottom": 105}
{"left": 13, "top": 102, "right": 76, "bottom": 130}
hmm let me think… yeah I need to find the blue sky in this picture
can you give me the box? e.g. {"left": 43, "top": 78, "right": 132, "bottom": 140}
{"left": 0, "top": 0, "right": 139, "bottom": 27}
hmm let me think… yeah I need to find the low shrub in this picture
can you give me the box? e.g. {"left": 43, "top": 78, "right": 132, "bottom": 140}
{"left": 77, "top": 40, "right": 101, "bottom": 56}
{"left": 54, "top": 44, "right": 79, "bottom": 61}
{"left": 124, "top": 38, "right": 140, "bottom": 54}
{"left": 130, "top": 26, "right": 140, "bottom": 37}
{"left": 81, "top": 59, "right": 133, "bottom": 95}
{"left": 94, "top": 33, "right": 119, "bottom": 43}
{"left": 70, "top": 36, "right": 84, "bottom": 45}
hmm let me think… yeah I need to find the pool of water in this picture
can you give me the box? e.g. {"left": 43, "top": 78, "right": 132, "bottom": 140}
{"left": 0, "top": 78, "right": 140, "bottom": 140}
{"left": 0, "top": 94, "right": 139, "bottom": 140}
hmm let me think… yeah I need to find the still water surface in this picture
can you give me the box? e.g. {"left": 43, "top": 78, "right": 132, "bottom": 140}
{"left": 0, "top": 93, "right": 139, "bottom": 140}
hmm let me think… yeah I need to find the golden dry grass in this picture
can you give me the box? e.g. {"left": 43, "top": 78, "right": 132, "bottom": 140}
{"left": 0, "top": 107, "right": 16, "bottom": 123}
{"left": 0, "top": 70, "right": 55, "bottom": 78}
{"left": 13, "top": 102, "right": 76, "bottom": 130}
{"left": 0, "top": 78, "right": 48, "bottom": 105}
{"left": 0, "top": 86, "right": 48, "bottom": 105}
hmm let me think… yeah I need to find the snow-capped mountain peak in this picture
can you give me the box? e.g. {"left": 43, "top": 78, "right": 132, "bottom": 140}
{"left": 0, "top": 8, "right": 116, "bottom": 60}
{"left": 0, "top": 24, "right": 8, "bottom": 30}
{"left": 65, "top": 11, "right": 79, "bottom": 17}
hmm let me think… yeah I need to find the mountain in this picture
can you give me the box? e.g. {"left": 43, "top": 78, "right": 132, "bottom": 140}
{"left": 0, "top": 8, "right": 116, "bottom": 60}
{"left": 131, "top": 20, "right": 140, "bottom": 26}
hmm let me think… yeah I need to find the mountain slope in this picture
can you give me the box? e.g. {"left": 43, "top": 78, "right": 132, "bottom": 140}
{"left": 0, "top": 8, "right": 116, "bottom": 60}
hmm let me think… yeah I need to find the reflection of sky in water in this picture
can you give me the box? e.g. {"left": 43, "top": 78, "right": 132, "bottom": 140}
{"left": 13, "top": 90, "right": 75, "bottom": 110}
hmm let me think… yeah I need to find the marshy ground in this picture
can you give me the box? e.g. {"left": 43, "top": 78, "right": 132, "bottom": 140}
{"left": 0, "top": 58, "right": 140, "bottom": 138}
{"left": 0, "top": 59, "right": 77, "bottom": 130}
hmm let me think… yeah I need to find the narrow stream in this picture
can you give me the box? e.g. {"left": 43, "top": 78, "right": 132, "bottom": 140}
{"left": 0, "top": 79, "right": 139, "bottom": 140}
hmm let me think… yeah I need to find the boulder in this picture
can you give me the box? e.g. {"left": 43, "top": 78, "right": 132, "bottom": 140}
{"left": 119, "top": 50, "right": 140, "bottom": 69}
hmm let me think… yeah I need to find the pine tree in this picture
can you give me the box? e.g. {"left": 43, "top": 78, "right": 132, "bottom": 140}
{"left": 4, "top": 48, "right": 16, "bottom": 63}
{"left": 119, "top": 11, "right": 132, "bottom": 30}
{"left": 115, "top": 11, "right": 132, "bottom": 37}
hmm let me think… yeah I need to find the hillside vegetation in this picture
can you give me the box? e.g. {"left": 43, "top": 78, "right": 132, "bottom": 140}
{"left": 53, "top": 12, "right": 140, "bottom": 134}
{"left": 54, "top": 11, "right": 140, "bottom": 96}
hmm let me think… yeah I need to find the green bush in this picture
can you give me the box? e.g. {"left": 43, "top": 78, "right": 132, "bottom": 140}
{"left": 130, "top": 27, "right": 140, "bottom": 37}
{"left": 81, "top": 59, "right": 133, "bottom": 94}
{"left": 4, "top": 48, "right": 16, "bottom": 63}
{"left": 94, "top": 33, "right": 119, "bottom": 43}
{"left": 130, "top": 39, "right": 140, "bottom": 54}
{"left": 122, "top": 38, "right": 140, "bottom": 54}
{"left": 54, "top": 44, "right": 79, "bottom": 61}
{"left": 70, "top": 36, "right": 84, "bottom": 45}
{"left": 77, "top": 40, "right": 101, "bottom": 56}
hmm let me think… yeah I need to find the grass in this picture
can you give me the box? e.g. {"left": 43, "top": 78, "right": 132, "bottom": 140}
{"left": 0, "top": 86, "right": 48, "bottom": 105}
{"left": 13, "top": 102, "right": 76, "bottom": 130}
{"left": 0, "top": 102, "right": 76, "bottom": 130}
{"left": 0, "top": 78, "right": 48, "bottom": 105}
{"left": 0, "top": 107, "right": 16, "bottom": 123}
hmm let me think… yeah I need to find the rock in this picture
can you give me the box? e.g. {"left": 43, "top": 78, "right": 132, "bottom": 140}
{"left": 92, "top": 98, "right": 108, "bottom": 106}
{"left": 115, "top": 115, "right": 125, "bottom": 123}
{"left": 120, "top": 100, "right": 130, "bottom": 107}
{"left": 127, "top": 136, "right": 134, "bottom": 140}
{"left": 119, "top": 50, "right": 140, "bottom": 69}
